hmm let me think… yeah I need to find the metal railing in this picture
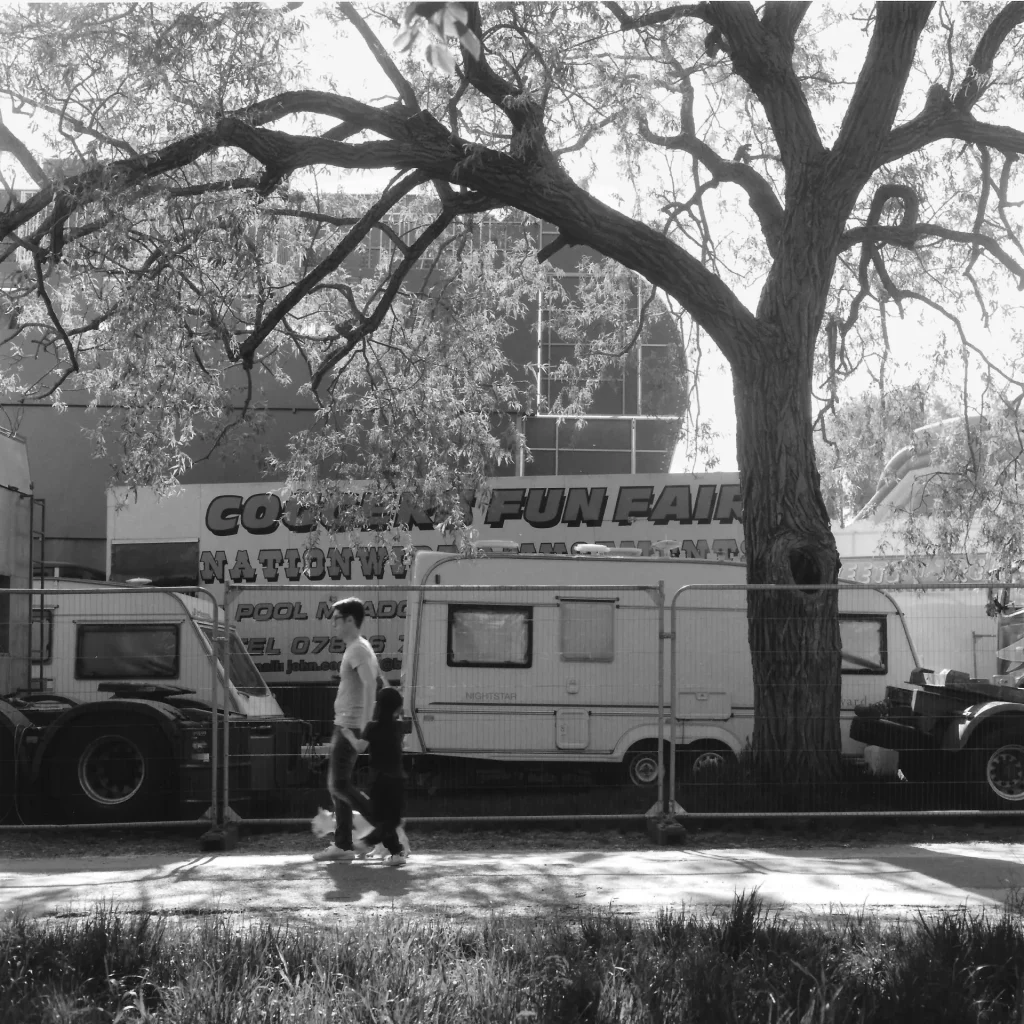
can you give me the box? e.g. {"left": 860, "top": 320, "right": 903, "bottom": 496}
{"left": 0, "top": 583, "right": 225, "bottom": 833}
{"left": 7, "top": 576, "right": 1024, "bottom": 834}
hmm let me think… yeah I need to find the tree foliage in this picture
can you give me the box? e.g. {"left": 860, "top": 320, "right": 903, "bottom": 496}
{"left": 2, "top": 1, "right": 1024, "bottom": 783}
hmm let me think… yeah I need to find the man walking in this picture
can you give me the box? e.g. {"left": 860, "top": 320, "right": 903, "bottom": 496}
{"left": 313, "top": 596, "right": 380, "bottom": 862}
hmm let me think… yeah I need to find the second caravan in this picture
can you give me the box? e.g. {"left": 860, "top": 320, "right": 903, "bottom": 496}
{"left": 400, "top": 549, "right": 921, "bottom": 784}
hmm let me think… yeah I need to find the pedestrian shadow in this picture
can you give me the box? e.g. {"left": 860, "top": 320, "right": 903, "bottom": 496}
{"left": 320, "top": 861, "right": 414, "bottom": 905}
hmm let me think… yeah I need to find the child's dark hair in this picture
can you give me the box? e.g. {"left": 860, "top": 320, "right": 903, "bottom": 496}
{"left": 375, "top": 685, "right": 403, "bottom": 721}
{"left": 331, "top": 597, "right": 365, "bottom": 628}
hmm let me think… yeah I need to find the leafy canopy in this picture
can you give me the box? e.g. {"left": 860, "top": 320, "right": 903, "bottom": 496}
{"left": 0, "top": 2, "right": 1022, "bottom": 548}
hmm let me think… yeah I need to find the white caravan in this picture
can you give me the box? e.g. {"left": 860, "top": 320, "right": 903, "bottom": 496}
{"left": 400, "top": 550, "right": 920, "bottom": 785}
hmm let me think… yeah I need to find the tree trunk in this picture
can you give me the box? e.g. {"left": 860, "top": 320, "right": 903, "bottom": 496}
{"left": 734, "top": 343, "right": 843, "bottom": 800}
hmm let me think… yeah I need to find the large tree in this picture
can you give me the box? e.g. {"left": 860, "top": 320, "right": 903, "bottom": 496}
{"left": 1, "top": 2, "right": 1023, "bottom": 788}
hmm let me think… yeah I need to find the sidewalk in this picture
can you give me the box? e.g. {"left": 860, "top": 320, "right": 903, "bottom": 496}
{"left": 4, "top": 842, "right": 1024, "bottom": 923}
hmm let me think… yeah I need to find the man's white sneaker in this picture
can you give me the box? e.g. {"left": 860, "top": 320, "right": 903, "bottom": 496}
{"left": 384, "top": 851, "right": 408, "bottom": 866}
{"left": 396, "top": 825, "right": 410, "bottom": 855}
{"left": 312, "top": 844, "right": 356, "bottom": 862}
{"left": 353, "top": 837, "right": 383, "bottom": 860}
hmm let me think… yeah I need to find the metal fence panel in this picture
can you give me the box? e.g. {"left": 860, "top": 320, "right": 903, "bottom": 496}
{"left": 0, "top": 584, "right": 225, "bottom": 829}
{"left": 668, "top": 581, "right": 1024, "bottom": 816}
{"left": 9, "top": 575, "right": 1023, "bottom": 830}
{"left": 225, "top": 581, "right": 667, "bottom": 823}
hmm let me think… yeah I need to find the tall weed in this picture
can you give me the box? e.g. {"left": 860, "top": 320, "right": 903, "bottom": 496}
{"left": 5, "top": 896, "right": 1024, "bottom": 1022}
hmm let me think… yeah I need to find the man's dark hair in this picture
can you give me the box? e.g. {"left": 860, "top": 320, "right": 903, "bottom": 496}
{"left": 332, "top": 597, "right": 365, "bottom": 628}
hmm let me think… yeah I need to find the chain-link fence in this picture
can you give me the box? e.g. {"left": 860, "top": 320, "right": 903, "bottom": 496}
{"left": 0, "top": 581, "right": 313, "bottom": 833}
{"left": 666, "top": 581, "right": 1024, "bottom": 815}
{"left": 221, "top": 576, "right": 1024, "bottom": 824}
{"left": 224, "top": 581, "right": 667, "bottom": 823}
{"left": 6, "top": 576, "right": 1023, "bottom": 831}
{"left": 0, "top": 583, "right": 235, "bottom": 829}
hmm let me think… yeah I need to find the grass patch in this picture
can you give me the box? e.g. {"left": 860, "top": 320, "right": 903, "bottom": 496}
{"left": 4, "top": 894, "right": 1024, "bottom": 1022}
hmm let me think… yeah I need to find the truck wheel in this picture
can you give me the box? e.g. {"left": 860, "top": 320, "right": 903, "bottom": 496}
{"left": 53, "top": 718, "right": 173, "bottom": 823}
{"left": 968, "top": 724, "right": 1024, "bottom": 809}
{"left": 622, "top": 742, "right": 665, "bottom": 787}
{"left": 0, "top": 725, "right": 16, "bottom": 824}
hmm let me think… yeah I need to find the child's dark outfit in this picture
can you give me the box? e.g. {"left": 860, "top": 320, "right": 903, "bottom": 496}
{"left": 359, "top": 686, "right": 406, "bottom": 856}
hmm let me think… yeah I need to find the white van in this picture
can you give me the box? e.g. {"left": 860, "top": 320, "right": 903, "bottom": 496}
{"left": 400, "top": 550, "right": 920, "bottom": 785}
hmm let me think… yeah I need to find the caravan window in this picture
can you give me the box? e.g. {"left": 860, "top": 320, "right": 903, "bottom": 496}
{"left": 559, "top": 599, "right": 615, "bottom": 662}
{"left": 839, "top": 615, "right": 887, "bottom": 674}
{"left": 447, "top": 605, "right": 532, "bottom": 668}
{"left": 76, "top": 624, "right": 179, "bottom": 679}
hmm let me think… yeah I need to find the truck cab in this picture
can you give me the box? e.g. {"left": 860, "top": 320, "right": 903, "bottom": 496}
{"left": 850, "top": 603, "right": 1024, "bottom": 807}
{"left": 2, "top": 581, "right": 308, "bottom": 824}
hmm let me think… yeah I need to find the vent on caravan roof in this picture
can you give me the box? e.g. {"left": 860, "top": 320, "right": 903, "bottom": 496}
{"left": 652, "top": 540, "right": 681, "bottom": 558}
{"left": 574, "top": 544, "right": 642, "bottom": 557}
{"left": 470, "top": 540, "right": 521, "bottom": 553}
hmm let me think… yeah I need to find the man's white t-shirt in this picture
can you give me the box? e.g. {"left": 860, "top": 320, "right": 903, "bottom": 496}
{"left": 334, "top": 635, "right": 379, "bottom": 729}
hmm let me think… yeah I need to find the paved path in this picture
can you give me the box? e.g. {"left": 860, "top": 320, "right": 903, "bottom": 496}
{"left": 4, "top": 843, "right": 1024, "bottom": 923}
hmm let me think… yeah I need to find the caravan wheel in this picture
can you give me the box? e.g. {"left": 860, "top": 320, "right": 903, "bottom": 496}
{"left": 685, "top": 743, "right": 736, "bottom": 783}
{"left": 622, "top": 742, "right": 666, "bottom": 787}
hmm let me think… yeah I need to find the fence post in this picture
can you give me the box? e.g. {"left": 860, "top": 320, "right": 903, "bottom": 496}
{"left": 657, "top": 580, "right": 667, "bottom": 817}
{"left": 668, "top": 586, "right": 678, "bottom": 815}
{"left": 648, "top": 583, "right": 686, "bottom": 844}
{"left": 221, "top": 588, "right": 232, "bottom": 825}
{"left": 200, "top": 587, "right": 237, "bottom": 851}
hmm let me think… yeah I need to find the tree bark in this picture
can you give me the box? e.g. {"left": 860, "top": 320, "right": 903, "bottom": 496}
{"left": 735, "top": 351, "right": 843, "bottom": 797}
{"left": 731, "top": 176, "right": 846, "bottom": 792}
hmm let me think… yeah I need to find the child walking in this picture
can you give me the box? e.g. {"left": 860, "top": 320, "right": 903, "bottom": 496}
{"left": 357, "top": 685, "right": 410, "bottom": 865}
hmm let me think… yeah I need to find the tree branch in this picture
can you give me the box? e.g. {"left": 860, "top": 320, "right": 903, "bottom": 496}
{"left": 706, "top": 1, "right": 824, "bottom": 178}
{"left": 832, "top": 2, "right": 934, "bottom": 174}
{"left": 602, "top": 2, "right": 710, "bottom": 31}
{"left": 235, "top": 170, "right": 429, "bottom": 367}
{"left": 459, "top": 1, "right": 552, "bottom": 167}
{"left": 0, "top": 84, "right": 758, "bottom": 370}
{"left": 338, "top": 2, "right": 420, "bottom": 111}
{"left": 953, "top": 1, "right": 1024, "bottom": 110}
{"left": 33, "top": 253, "right": 78, "bottom": 374}
{"left": 639, "top": 114, "right": 783, "bottom": 255}
{"left": 310, "top": 207, "right": 458, "bottom": 391}
{"left": 760, "top": 2, "right": 811, "bottom": 51}
{"left": 0, "top": 114, "right": 49, "bottom": 187}
{"left": 883, "top": 98, "right": 1024, "bottom": 166}
{"left": 840, "top": 222, "right": 1024, "bottom": 287}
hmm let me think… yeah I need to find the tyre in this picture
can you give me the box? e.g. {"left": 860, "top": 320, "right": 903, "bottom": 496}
{"left": 966, "top": 723, "right": 1024, "bottom": 809}
{"left": 622, "top": 742, "right": 665, "bottom": 788}
{"left": 52, "top": 717, "right": 173, "bottom": 823}
{"left": 684, "top": 743, "right": 735, "bottom": 784}
{"left": 0, "top": 724, "right": 16, "bottom": 824}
